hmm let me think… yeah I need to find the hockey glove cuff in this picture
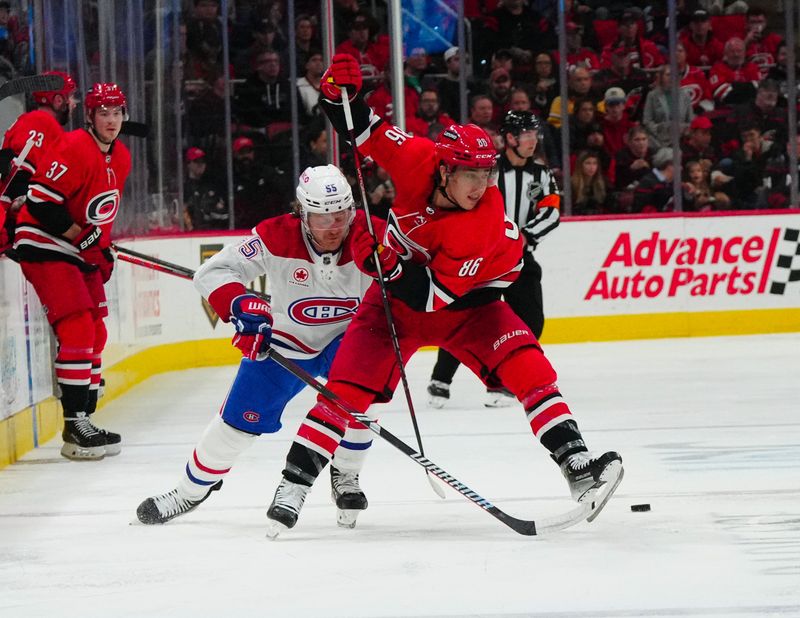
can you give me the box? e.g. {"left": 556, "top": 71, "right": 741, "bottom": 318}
{"left": 72, "top": 225, "right": 103, "bottom": 252}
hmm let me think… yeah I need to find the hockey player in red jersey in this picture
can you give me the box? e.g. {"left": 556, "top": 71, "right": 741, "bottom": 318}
{"left": 264, "top": 54, "right": 623, "bottom": 537}
{"left": 12, "top": 83, "right": 131, "bottom": 460}
{"left": 135, "top": 165, "right": 382, "bottom": 525}
{"left": 0, "top": 71, "right": 76, "bottom": 246}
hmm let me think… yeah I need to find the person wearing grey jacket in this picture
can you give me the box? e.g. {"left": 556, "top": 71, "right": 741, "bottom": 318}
{"left": 643, "top": 66, "right": 694, "bottom": 150}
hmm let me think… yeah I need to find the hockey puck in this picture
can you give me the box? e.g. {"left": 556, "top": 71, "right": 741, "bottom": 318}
{"left": 630, "top": 503, "right": 651, "bottom": 512}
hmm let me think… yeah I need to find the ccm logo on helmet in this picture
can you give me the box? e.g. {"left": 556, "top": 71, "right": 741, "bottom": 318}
{"left": 288, "top": 297, "right": 360, "bottom": 326}
{"left": 85, "top": 189, "right": 120, "bottom": 225}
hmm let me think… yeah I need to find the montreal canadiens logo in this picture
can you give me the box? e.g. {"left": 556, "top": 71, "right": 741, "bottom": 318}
{"left": 293, "top": 267, "right": 310, "bottom": 283}
{"left": 243, "top": 411, "right": 260, "bottom": 423}
{"left": 288, "top": 297, "right": 360, "bottom": 326}
{"left": 85, "top": 189, "right": 120, "bottom": 224}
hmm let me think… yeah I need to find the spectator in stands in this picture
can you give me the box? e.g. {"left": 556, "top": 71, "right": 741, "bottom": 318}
{"left": 364, "top": 163, "right": 396, "bottom": 220}
{"left": 557, "top": 21, "right": 601, "bottom": 72}
{"left": 186, "top": 0, "right": 223, "bottom": 81}
{"left": 187, "top": 73, "right": 227, "bottom": 157}
{"left": 234, "top": 49, "right": 293, "bottom": 132}
{"left": 633, "top": 147, "right": 675, "bottom": 212}
{"left": 299, "top": 119, "right": 328, "bottom": 170}
{"left": 570, "top": 97, "right": 598, "bottom": 151}
{"left": 721, "top": 123, "right": 782, "bottom": 209}
{"left": 490, "top": 0, "right": 556, "bottom": 58}
{"left": 489, "top": 67, "right": 514, "bottom": 126}
{"left": 681, "top": 115, "right": 718, "bottom": 165}
{"left": 600, "top": 9, "right": 664, "bottom": 70}
{"left": 531, "top": 52, "right": 558, "bottom": 117}
{"left": 677, "top": 41, "right": 714, "bottom": 112}
{"left": 405, "top": 88, "right": 454, "bottom": 141}
{"left": 571, "top": 150, "right": 613, "bottom": 215}
{"left": 592, "top": 45, "right": 650, "bottom": 109}
{"left": 643, "top": 65, "right": 694, "bottom": 150}
{"left": 294, "top": 15, "right": 319, "bottom": 76}
{"left": 509, "top": 87, "right": 532, "bottom": 112}
{"left": 231, "top": 136, "right": 289, "bottom": 228}
{"left": 683, "top": 159, "right": 730, "bottom": 210}
{"left": 743, "top": 8, "right": 783, "bottom": 78}
{"left": 333, "top": 0, "right": 362, "bottom": 46}
{"left": 709, "top": 37, "right": 761, "bottom": 106}
{"left": 436, "top": 46, "right": 478, "bottom": 121}
{"left": 600, "top": 86, "right": 635, "bottom": 159}
{"left": 732, "top": 79, "right": 786, "bottom": 144}
{"left": 763, "top": 133, "right": 800, "bottom": 208}
{"left": 615, "top": 125, "right": 654, "bottom": 190}
{"left": 0, "top": 1, "right": 18, "bottom": 65}
{"left": 404, "top": 47, "right": 430, "bottom": 94}
{"left": 469, "top": 94, "right": 501, "bottom": 147}
{"left": 183, "top": 147, "right": 229, "bottom": 231}
{"left": 704, "top": 0, "right": 749, "bottom": 15}
{"left": 335, "top": 12, "right": 388, "bottom": 73}
{"left": 366, "top": 63, "right": 420, "bottom": 122}
{"left": 679, "top": 9, "right": 723, "bottom": 68}
{"left": 297, "top": 50, "right": 323, "bottom": 118}
{"left": 767, "top": 42, "right": 798, "bottom": 101}
{"left": 548, "top": 66, "right": 592, "bottom": 129}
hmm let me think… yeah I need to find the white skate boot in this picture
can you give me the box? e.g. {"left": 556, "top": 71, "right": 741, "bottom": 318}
{"left": 136, "top": 481, "right": 222, "bottom": 524}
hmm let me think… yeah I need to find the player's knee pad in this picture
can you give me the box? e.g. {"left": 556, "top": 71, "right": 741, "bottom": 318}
{"left": 93, "top": 318, "right": 107, "bottom": 355}
{"left": 319, "top": 381, "right": 376, "bottom": 430}
{"left": 494, "top": 346, "right": 558, "bottom": 401}
{"left": 53, "top": 311, "right": 95, "bottom": 352}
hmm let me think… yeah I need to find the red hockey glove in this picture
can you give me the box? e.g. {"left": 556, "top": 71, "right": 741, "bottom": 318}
{"left": 320, "top": 54, "right": 363, "bottom": 101}
{"left": 72, "top": 225, "right": 102, "bottom": 252}
{"left": 230, "top": 294, "right": 273, "bottom": 361}
{"left": 98, "top": 247, "right": 115, "bottom": 283}
{"left": 350, "top": 215, "right": 400, "bottom": 280}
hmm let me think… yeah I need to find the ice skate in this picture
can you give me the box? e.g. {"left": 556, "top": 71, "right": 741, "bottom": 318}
{"left": 330, "top": 466, "right": 368, "bottom": 528}
{"left": 427, "top": 380, "right": 450, "bottom": 409}
{"left": 61, "top": 413, "right": 107, "bottom": 460}
{"left": 85, "top": 413, "right": 122, "bottom": 456}
{"left": 136, "top": 480, "right": 222, "bottom": 524}
{"left": 484, "top": 387, "right": 516, "bottom": 408}
{"left": 266, "top": 478, "right": 311, "bottom": 539}
{"left": 559, "top": 451, "right": 624, "bottom": 522}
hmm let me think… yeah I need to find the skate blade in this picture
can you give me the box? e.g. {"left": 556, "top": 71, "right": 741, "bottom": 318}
{"left": 585, "top": 461, "right": 625, "bottom": 523}
{"left": 104, "top": 443, "right": 122, "bottom": 456}
{"left": 336, "top": 509, "right": 360, "bottom": 529}
{"left": 60, "top": 444, "right": 105, "bottom": 460}
{"left": 266, "top": 520, "right": 289, "bottom": 540}
{"left": 428, "top": 396, "right": 447, "bottom": 409}
{"left": 484, "top": 394, "right": 516, "bottom": 408}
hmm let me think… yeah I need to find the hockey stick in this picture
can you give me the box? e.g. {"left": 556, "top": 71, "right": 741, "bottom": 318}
{"left": 0, "top": 136, "right": 35, "bottom": 200}
{"left": 117, "top": 247, "right": 594, "bottom": 535}
{"left": 0, "top": 74, "right": 64, "bottom": 102}
{"left": 340, "top": 88, "right": 446, "bottom": 500}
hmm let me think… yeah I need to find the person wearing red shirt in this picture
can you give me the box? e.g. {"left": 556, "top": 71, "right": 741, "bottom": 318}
{"left": 552, "top": 21, "right": 601, "bottom": 72}
{"left": 334, "top": 12, "right": 388, "bottom": 74}
{"left": 676, "top": 42, "right": 714, "bottom": 112}
{"left": 600, "top": 9, "right": 664, "bottom": 70}
{"left": 600, "top": 87, "right": 635, "bottom": 160}
{"left": 743, "top": 8, "right": 784, "bottom": 79}
{"left": 263, "top": 54, "right": 623, "bottom": 536}
{"left": 0, "top": 71, "right": 77, "bottom": 246}
{"left": 404, "top": 88, "right": 455, "bottom": 141}
{"left": 12, "top": 83, "right": 131, "bottom": 461}
{"left": 679, "top": 9, "right": 723, "bottom": 68}
{"left": 709, "top": 37, "right": 762, "bottom": 105}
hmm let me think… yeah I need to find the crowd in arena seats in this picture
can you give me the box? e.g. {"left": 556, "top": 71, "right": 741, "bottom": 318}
{"left": 179, "top": 0, "right": 799, "bottom": 229}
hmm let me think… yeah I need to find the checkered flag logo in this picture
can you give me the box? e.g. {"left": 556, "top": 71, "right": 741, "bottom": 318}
{"left": 770, "top": 228, "right": 800, "bottom": 295}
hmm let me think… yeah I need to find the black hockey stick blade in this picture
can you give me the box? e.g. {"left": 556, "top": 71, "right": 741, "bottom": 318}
{"left": 267, "top": 348, "right": 594, "bottom": 536}
{"left": 0, "top": 74, "right": 64, "bottom": 102}
{"left": 120, "top": 121, "right": 149, "bottom": 138}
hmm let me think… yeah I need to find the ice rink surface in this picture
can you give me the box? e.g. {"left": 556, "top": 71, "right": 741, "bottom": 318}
{"left": 1, "top": 334, "right": 799, "bottom": 618}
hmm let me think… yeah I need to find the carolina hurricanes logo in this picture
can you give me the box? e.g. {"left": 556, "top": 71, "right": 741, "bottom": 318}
{"left": 682, "top": 83, "right": 704, "bottom": 105}
{"left": 288, "top": 297, "right": 360, "bottom": 325}
{"left": 293, "top": 267, "right": 309, "bottom": 283}
{"left": 85, "top": 189, "right": 120, "bottom": 225}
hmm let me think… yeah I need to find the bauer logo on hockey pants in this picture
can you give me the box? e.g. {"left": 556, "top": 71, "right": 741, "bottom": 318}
{"left": 288, "top": 297, "right": 360, "bottom": 326}
{"left": 493, "top": 329, "right": 529, "bottom": 351}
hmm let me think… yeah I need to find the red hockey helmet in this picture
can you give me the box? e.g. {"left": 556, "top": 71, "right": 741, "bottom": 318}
{"left": 32, "top": 71, "right": 77, "bottom": 107}
{"left": 434, "top": 124, "right": 498, "bottom": 169}
{"left": 85, "top": 83, "right": 128, "bottom": 115}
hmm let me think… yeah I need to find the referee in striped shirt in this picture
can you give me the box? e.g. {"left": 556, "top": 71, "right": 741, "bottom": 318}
{"left": 427, "top": 110, "right": 562, "bottom": 408}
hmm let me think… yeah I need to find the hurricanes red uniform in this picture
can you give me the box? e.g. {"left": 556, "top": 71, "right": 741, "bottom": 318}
{"left": 680, "top": 65, "right": 714, "bottom": 111}
{"left": 709, "top": 60, "right": 761, "bottom": 104}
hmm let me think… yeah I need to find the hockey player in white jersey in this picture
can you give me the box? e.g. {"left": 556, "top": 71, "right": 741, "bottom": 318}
{"left": 136, "top": 165, "right": 378, "bottom": 527}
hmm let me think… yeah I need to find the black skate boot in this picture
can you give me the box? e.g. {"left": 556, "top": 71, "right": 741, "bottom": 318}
{"left": 266, "top": 477, "right": 311, "bottom": 539}
{"left": 61, "top": 412, "right": 107, "bottom": 460}
{"left": 427, "top": 380, "right": 450, "bottom": 409}
{"left": 558, "top": 451, "right": 624, "bottom": 522}
{"left": 136, "top": 480, "right": 222, "bottom": 524}
{"left": 85, "top": 412, "right": 122, "bottom": 456}
{"left": 330, "top": 465, "right": 368, "bottom": 528}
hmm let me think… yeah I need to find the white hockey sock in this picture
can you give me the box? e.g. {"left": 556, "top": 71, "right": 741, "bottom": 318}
{"left": 178, "top": 415, "right": 257, "bottom": 498}
{"left": 332, "top": 413, "right": 375, "bottom": 474}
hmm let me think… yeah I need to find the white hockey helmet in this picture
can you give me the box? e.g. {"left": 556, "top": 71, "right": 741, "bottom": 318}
{"left": 296, "top": 164, "right": 354, "bottom": 215}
